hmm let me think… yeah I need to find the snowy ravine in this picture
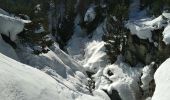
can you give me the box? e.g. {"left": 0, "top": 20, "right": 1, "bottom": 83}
{"left": 0, "top": 8, "right": 143, "bottom": 100}
{"left": 0, "top": 10, "right": 107, "bottom": 100}
{"left": 1, "top": 1, "right": 170, "bottom": 100}
{"left": 66, "top": 14, "right": 145, "bottom": 100}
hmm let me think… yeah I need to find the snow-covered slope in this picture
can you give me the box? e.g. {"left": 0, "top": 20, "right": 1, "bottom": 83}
{"left": 0, "top": 52, "right": 79, "bottom": 100}
{"left": 16, "top": 43, "right": 89, "bottom": 94}
{"left": 152, "top": 58, "right": 170, "bottom": 100}
{"left": 0, "top": 51, "right": 107, "bottom": 100}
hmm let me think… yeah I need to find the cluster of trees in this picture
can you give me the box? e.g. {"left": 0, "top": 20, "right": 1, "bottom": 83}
{"left": 102, "top": 0, "right": 130, "bottom": 63}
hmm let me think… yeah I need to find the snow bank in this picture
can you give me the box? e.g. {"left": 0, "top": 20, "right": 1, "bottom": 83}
{"left": 0, "top": 13, "right": 31, "bottom": 41}
{"left": 0, "top": 52, "right": 83, "bottom": 100}
{"left": 152, "top": 58, "right": 170, "bottom": 100}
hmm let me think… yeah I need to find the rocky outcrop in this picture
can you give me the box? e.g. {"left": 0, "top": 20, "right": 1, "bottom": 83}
{"left": 124, "top": 27, "right": 170, "bottom": 66}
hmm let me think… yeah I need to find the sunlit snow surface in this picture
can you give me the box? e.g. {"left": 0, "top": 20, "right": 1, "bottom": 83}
{"left": 126, "top": 15, "right": 167, "bottom": 42}
{"left": 0, "top": 52, "right": 78, "bottom": 100}
{"left": 152, "top": 58, "right": 170, "bottom": 100}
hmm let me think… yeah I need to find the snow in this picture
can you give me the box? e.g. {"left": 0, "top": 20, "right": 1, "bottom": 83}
{"left": 16, "top": 43, "right": 88, "bottom": 93}
{"left": 0, "top": 8, "right": 10, "bottom": 16}
{"left": 0, "top": 13, "right": 31, "bottom": 41}
{"left": 141, "top": 62, "right": 155, "bottom": 91}
{"left": 0, "top": 44, "right": 106, "bottom": 100}
{"left": 83, "top": 41, "right": 107, "bottom": 72}
{"left": 0, "top": 52, "right": 79, "bottom": 100}
{"left": 35, "top": 4, "right": 41, "bottom": 13}
{"left": 152, "top": 58, "right": 170, "bottom": 100}
{"left": 67, "top": 15, "right": 87, "bottom": 56}
{"left": 162, "top": 12, "right": 170, "bottom": 19}
{"left": 76, "top": 94, "right": 104, "bottom": 100}
{"left": 162, "top": 24, "right": 170, "bottom": 44}
{"left": 84, "top": 7, "right": 96, "bottom": 22}
{"left": 93, "top": 62, "right": 142, "bottom": 100}
{"left": 126, "top": 15, "right": 167, "bottom": 42}
{"left": 67, "top": 19, "right": 107, "bottom": 72}
{"left": 66, "top": 14, "right": 144, "bottom": 99}
{"left": 67, "top": 16, "right": 107, "bottom": 73}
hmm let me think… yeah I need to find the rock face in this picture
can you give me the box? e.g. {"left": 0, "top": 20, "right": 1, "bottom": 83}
{"left": 124, "top": 28, "right": 170, "bottom": 66}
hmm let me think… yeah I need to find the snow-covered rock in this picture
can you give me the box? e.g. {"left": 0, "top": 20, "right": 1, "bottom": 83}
{"left": 93, "top": 62, "right": 142, "bottom": 100}
{"left": 152, "top": 58, "right": 170, "bottom": 100}
{"left": 162, "top": 24, "right": 170, "bottom": 44}
{"left": 126, "top": 15, "right": 167, "bottom": 42}
{"left": 141, "top": 62, "right": 155, "bottom": 91}
{"left": 162, "top": 12, "right": 170, "bottom": 19}
{"left": 0, "top": 13, "right": 31, "bottom": 41}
